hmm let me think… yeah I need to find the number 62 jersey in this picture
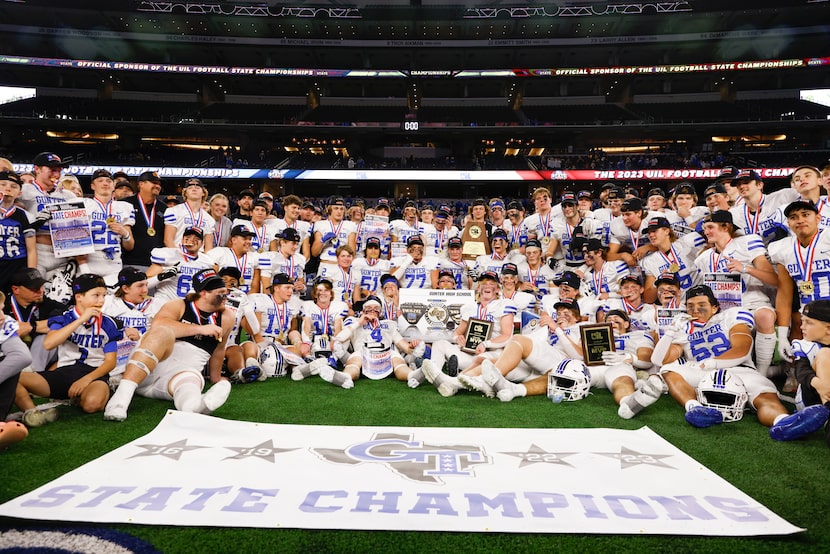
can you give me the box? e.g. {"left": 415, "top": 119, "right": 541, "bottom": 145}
{"left": 670, "top": 307, "right": 756, "bottom": 368}
{"left": 148, "top": 247, "right": 215, "bottom": 305}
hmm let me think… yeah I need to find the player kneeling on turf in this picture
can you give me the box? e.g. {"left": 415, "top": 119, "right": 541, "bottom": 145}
{"left": 15, "top": 274, "right": 121, "bottom": 427}
{"left": 104, "top": 269, "right": 233, "bottom": 421}
{"left": 653, "top": 285, "right": 829, "bottom": 440}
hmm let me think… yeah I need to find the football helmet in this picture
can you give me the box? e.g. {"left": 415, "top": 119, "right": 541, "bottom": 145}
{"left": 547, "top": 359, "right": 592, "bottom": 401}
{"left": 259, "top": 343, "right": 287, "bottom": 378}
{"left": 696, "top": 369, "right": 748, "bottom": 422}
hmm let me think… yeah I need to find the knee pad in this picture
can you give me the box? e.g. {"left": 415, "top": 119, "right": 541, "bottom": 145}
{"left": 168, "top": 371, "right": 205, "bottom": 394}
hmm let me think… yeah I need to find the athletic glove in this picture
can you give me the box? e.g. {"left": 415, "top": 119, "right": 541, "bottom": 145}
{"left": 157, "top": 264, "right": 180, "bottom": 282}
{"left": 601, "top": 351, "right": 633, "bottom": 366}
{"left": 33, "top": 210, "right": 53, "bottom": 229}
{"left": 320, "top": 232, "right": 337, "bottom": 244}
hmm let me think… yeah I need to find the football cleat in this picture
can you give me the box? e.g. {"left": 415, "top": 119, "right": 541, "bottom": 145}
{"left": 457, "top": 374, "right": 494, "bottom": 398}
{"left": 769, "top": 404, "right": 830, "bottom": 442}
{"left": 231, "top": 366, "right": 262, "bottom": 384}
{"left": 445, "top": 355, "right": 459, "bottom": 377}
{"left": 684, "top": 405, "right": 724, "bottom": 428}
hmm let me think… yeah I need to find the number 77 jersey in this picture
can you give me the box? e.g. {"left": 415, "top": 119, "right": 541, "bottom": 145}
{"left": 673, "top": 307, "right": 756, "bottom": 368}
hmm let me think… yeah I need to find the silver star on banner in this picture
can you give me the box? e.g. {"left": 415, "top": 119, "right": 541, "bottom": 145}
{"left": 500, "top": 443, "right": 578, "bottom": 468}
{"left": 128, "top": 439, "right": 207, "bottom": 461}
{"left": 597, "top": 445, "right": 676, "bottom": 470}
{"left": 223, "top": 440, "right": 298, "bottom": 463}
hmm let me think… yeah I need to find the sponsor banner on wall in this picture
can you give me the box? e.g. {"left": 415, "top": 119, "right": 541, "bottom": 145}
{"left": 0, "top": 411, "right": 802, "bottom": 536}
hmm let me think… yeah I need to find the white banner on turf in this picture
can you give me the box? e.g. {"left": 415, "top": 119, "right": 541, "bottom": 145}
{"left": 0, "top": 411, "right": 802, "bottom": 536}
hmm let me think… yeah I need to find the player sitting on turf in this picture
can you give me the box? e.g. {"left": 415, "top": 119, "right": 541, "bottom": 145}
{"left": 16, "top": 274, "right": 122, "bottom": 427}
{"left": 653, "top": 284, "right": 829, "bottom": 440}
{"left": 103, "top": 268, "right": 234, "bottom": 422}
{"left": 331, "top": 296, "right": 422, "bottom": 386}
{"left": 789, "top": 300, "right": 830, "bottom": 445}
{"left": 468, "top": 308, "right": 662, "bottom": 419}
{"left": 0, "top": 293, "right": 31, "bottom": 448}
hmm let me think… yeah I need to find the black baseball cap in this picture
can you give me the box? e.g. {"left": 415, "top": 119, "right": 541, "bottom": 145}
{"left": 715, "top": 166, "right": 739, "bottom": 183}
{"left": 91, "top": 169, "right": 113, "bottom": 181}
{"left": 10, "top": 268, "right": 47, "bottom": 289}
{"left": 138, "top": 171, "right": 161, "bottom": 183}
{"left": 645, "top": 217, "right": 671, "bottom": 232}
{"left": 183, "top": 226, "right": 204, "bottom": 239}
{"left": 560, "top": 191, "right": 577, "bottom": 205}
{"left": 406, "top": 236, "right": 424, "bottom": 247}
{"left": 525, "top": 238, "right": 542, "bottom": 250}
{"left": 365, "top": 236, "right": 382, "bottom": 249}
{"left": 72, "top": 274, "right": 107, "bottom": 294}
{"left": 448, "top": 236, "right": 463, "bottom": 248}
{"left": 674, "top": 183, "right": 696, "bottom": 196}
{"left": 328, "top": 195, "right": 345, "bottom": 207}
{"left": 117, "top": 267, "right": 147, "bottom": 287}
{"left": 271, "top": 272, "right": 293, "bottom": 286}
{"left": 647, "top": 187, "right": 666, "bottom": 199}
{"left": 606, "top": 187, "right": 623, "bottom": 200}
{"left": 279, "top": 228, "right": 301, "bottom": 242}
{"left": 621, "top": 197, "right": 643, "bottom": 212}
{"left": 577, "top": 190, "right": 592, "bottom": 200}
{"left": 706, "top": 211, "right": 734, "bottom": 225}
{"left": 218, "top": 267, "right": 242, "bottom": 281}
{"left": 114, "top": 179, "right": 134, "bottom": 191}
{"left": 686, "top": 284, "right": 719, "bottom": 306}
{"left": 478, "top": 270, "right": 500, "bottom": 283}
{"left": 185, "top": 178, "right": 203, "bottom": 187}
{"left": 437, "top": 269, "right": 456, "bottom": 281}
{"left": 605, "top": 309, "right": 630, "bottom": 322}
{"left": 784, "top": 200, "right": 819, "bottom": 217}
{"left": 553, "top": 298, "right": 581, "bottom": 314}
{"left": 33, "top": 152, "right": 68, "bottom": 168}
{"left": 582, "top": 238, "right": 604, "bottom": 251}
{"left": 231, "top": 225, "right": 256, "bottom": 238}
{"left": 0, "top": 171, "right": 22, "bottom": 186}
{"left": 803, "top": 300, "right": 830, "bottom": 323}
{"left": 619, "top": 274, "right": 642, "bottom": 286}
{"left": 501, "top": 263, "right": 519, "bottom": 275}
{"left": 239, "top": 189, "right": 255, "bottom": 199}
{"left": 192, "top": 269, "right": 225, "bottom": 293}
{"left": 655, "top": 272, "right": 681, "bottom": 287}
{"left": 704, "top": 183, "right": 727, "bottom": 197}
{"left": 554, "top": 271, "right": 581, "bottom": 289}
{"left": 507, "top": 200, "right": 524, "bottom": 212}
{"left": 472, "top": 198, "right": 487, "bottom": 207}
{"left": 735, "top": 169, "right": 762, "bottom": 182}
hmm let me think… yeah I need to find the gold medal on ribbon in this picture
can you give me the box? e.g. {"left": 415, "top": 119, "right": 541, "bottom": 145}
{"left": 106, "top": 216, "right": 115, "bottom": 224}
{"left": 668, "top": 263, "right": 680, "bottom": 273}
{"left": 541, "top": 236, "right": 551, "bottom": 247}
{"left": 147, "top": 228, "right": 156, "bottom": 237}
{"left": 798, "top": 280, "right": 815, "bottom": 296}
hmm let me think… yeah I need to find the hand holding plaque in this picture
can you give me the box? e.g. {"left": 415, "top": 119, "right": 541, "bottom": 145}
{"left": 463, "top": 318, "right": 492, "bottom": 354}
{"left": 579, "top": 323, "right": 614, "bottom": 366}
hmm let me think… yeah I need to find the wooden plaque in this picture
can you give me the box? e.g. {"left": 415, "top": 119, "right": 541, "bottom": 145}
{"left": 579, "top": 323, "right": 615, "bottom": 366}
{"left": 463, "top": 317, "right": 492, "bottom": 354}
{"left": 461, "top": 221, "right": 491, "bottom": 261}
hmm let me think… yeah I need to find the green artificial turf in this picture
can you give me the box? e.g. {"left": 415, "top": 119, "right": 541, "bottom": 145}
{"left": 2, "top": 376, "right": 829, "bottom": 553}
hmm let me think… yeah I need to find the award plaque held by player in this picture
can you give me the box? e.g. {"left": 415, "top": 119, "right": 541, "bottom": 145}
{"left": 463, "top": 317, "right": 493, "bottom": 354}
{"left": 461, "top": 221, "right": 491, "bottom": 261}
{"left": 579, "top": 323, "right": 614, "bottom": 366}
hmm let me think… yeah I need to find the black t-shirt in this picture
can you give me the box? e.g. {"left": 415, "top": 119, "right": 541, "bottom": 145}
{"left": 122, "top": 195, "right": 166, "bottom": 267}
{"left": 3, "top": 295, "right": 66, "bottom": 341}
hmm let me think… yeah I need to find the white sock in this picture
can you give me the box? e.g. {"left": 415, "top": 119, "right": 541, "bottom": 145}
{"left": 108, "top": 379, "right": 137, "bottom": 409}
{"left": 173, "top": 383, "right": 203, "bottom": 413}
{"left": 754, "top": 332, "right": 777, "bottom": 376}
{"left": 685, "top": 399, "right": 702, "bottom": 412}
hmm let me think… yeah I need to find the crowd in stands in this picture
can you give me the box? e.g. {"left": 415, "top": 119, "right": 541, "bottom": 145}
{"left": 3, "top": 150, "right": 830, "bottom": 453}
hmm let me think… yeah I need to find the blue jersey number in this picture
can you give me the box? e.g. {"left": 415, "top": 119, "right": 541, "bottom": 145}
{"left": 689, "top": 331, "right": 730, "bottom": 361}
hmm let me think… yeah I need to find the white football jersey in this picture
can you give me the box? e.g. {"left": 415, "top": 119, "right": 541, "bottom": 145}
{"left": 669, "top": 307, "right": 756, "bottom": 367}
{"left": 82, "top": 197, "right": 135, "bottom": 256}
{"left": 249, "top": 293, "right": 302, "bottom": 342}
{"left": 729, "top": 189, "right": 798, "bottom": 244}
{"left": 164, "top": 203, "right": 216, "bottom": 245}
{"left": 640, "top": 234, "right": 706, "bottom": 291}
{"left": 693, "top": 234, "right": 771, "bottom": 309}
{"left": 316, "top": 218, "right": 358, "bottom": 263}
{"left": 148, "top": 247, "right": 215, "bottom": 304}
{"left": 350, "top": 257, "right": 392, "bottom": 296}
{"left": 459, "top": 298, "right": 517, "bottom": 339}
{"left": 768, "top": 230, "right": 830, "bottom": 307}
{"left": 206, "top": 247, "right": 260, "bottom": 293}
{"left": 301, "top": 300, "right": 350, "bottom": 337}
{"left": 389, "top": 254, "right": 440, "bottom": 289}
{"left": 583, "top": 260, "right": 630, "bottom": 296}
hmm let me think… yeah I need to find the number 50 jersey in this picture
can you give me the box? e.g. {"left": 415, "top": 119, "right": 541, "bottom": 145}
{"left": 670, "top": 307, "right": 756, "bottom": 368}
